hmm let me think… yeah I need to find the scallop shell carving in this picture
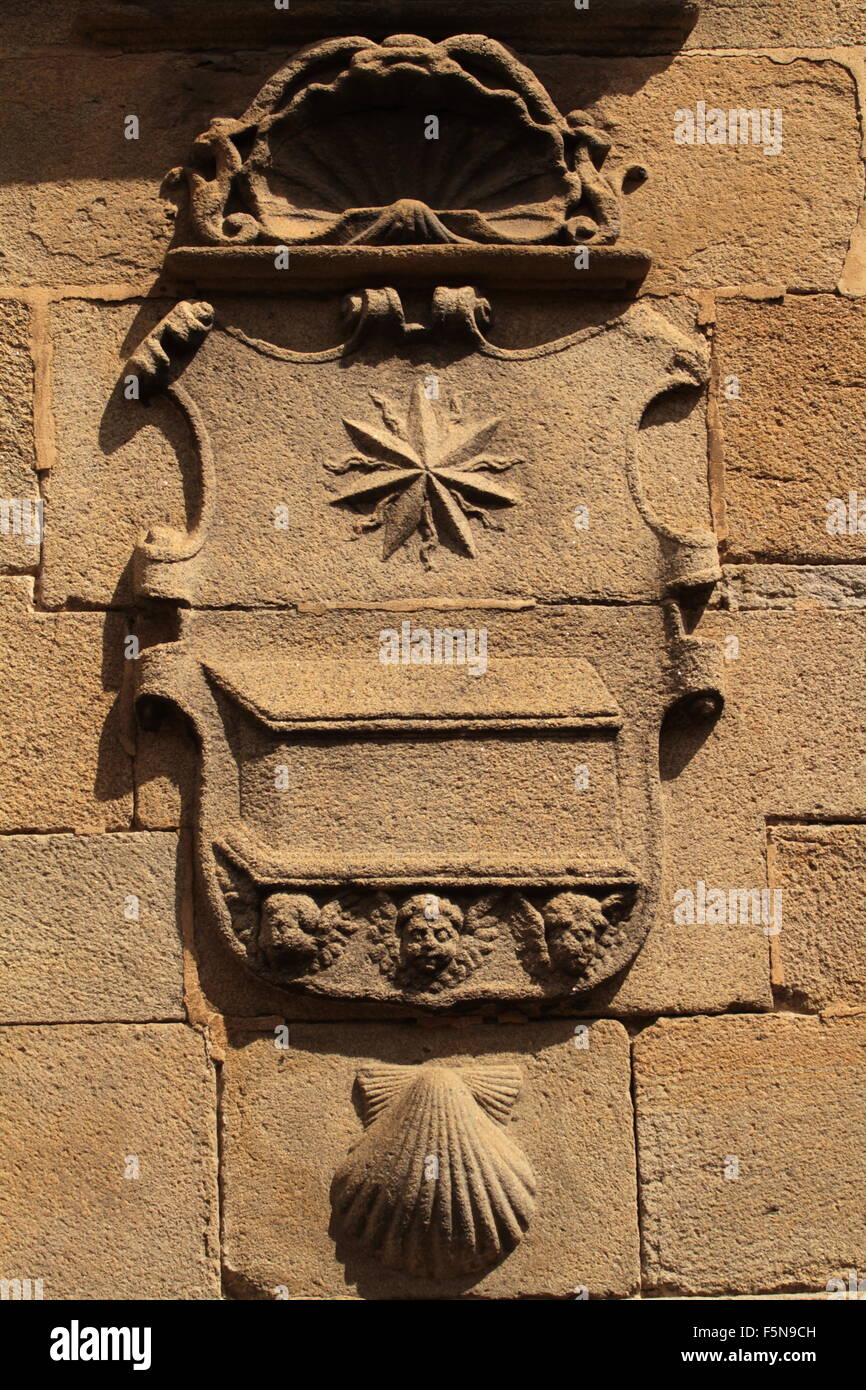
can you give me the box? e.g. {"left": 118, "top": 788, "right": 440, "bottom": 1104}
{"left": 330, "top": 1062, "right": 536, "bottom": 1279}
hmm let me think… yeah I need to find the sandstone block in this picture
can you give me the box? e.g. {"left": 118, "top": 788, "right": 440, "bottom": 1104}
{"left": 1, "top": 49, "right": 854, "bottom": 293}
{"left": 34, "top": 3, "right": 866, "bottom": 63}
{"left": 42, "top": 299, "right": 196, "bottom": 608}
{"left": 688, "top": 0, "right": 863, "bottom": 47}
{"left": 221, "top": 1020, "right": 639, "bottom": 1298}
{"left": 536, "top": 55, "right": 860, "bottom": 294}
{"left": 0, "top": 54, "right": 263, "bottom": 286}
{"left": 621, "top": 607, "right": 866, "bottom": 1017}
{"left": 769, "top": 822, "right": 866, "bottom": 1011}
{"left": 722, "top": 563, "right": 866, "bottom": 611}
{"left": 0, "top": 1023, "right": 219, "bottom": 1299}
{"left": 0, "top": 300, "right": 39, "bottom": 574}
{"left": 0, "top": 578, "right": 131, "bottom": 831}
{"left": 635, "top": 1013, "right": 866, "bottom": 1296}
{"left": 76, "top": 0, "right": 700, "bottom": 55}
{"left": 0, "top": 831, "right": 186, "bottom": 1023}
{"left": 716, "top": 296, "right": 866, "bottom": 563}
{"left": 133, "top": 603, "right": 768, "bottom": 1021}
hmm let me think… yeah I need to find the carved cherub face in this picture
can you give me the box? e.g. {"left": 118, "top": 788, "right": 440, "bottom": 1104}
{"left": 397, "top": 894, "right": 463, "bottom": 978}
{"left": 258, "top": 892, "right": 320, "bottom": 970}
{"left": 543, "top": 892, "right": 622, "bottom": 976}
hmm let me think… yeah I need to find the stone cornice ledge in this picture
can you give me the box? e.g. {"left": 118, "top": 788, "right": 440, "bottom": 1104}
{"left": 165, "top": 244, "right": 651, "bottom": 292}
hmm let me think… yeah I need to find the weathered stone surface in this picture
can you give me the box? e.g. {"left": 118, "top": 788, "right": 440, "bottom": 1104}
{"left": 653, "top": 1290, "right": 833, "bottom": 1301}
{"left": 0, "top": 1, "right": 81, "bottom": 50}
{"left": 170, "top": 37, "right": 644, "bottom": 259}
{"left": 769, "top": 822, "right": 866, "bottom": 1011}
{"left": 5, "top": 14, "right": 866, "bottom": 1305}
{"left": 221, "top": 1020, "right": 638, "bottom": 1298}
{"left": 134, "top": 710, "right": 195, "bottom": 830}
{"left": 684, "top": 608, "right": 866, "bottom": 821}
{"left": 687, "top": 1, "right": 866, "bottom": 47}
{"left": 625, "top": 606, "right": 866, "bottom": 1018}
{"left": 536, "top": 56, "right": 860, "bottom": 294}
{"left": 0, "top": 299, "right": 39, "bottom": 574}
{"left": 635, "top": 1013, "right": 866, "bottom": 1296}
{"left": 125, "top": 300, "right": 713, "bottom": 608}
{"left": 716, "top": 296, "right": 866, "bottom": 563}
{"left": 0, "top": 578, "right": 131, "bottom": 832}
{"left": 722, "top": 563, "right": 866, "bottom": 610}
{"left": 77, "top": 0, "right": 700, "bottom": 55}
{"left": 124, "top": 43, "right": 728, "bottom": 1027}
{"left": 0, "top": 831, "right": 186, "bottom": 1023}
{"left": 46, "top": 292, "right": 716, "bottom": 609}
{"left": 2, "top": 49, "right": 856, "bottom": 291}
{"left": 0, "top": 1023, "right": 219, "bottom": 1298}
{"left": 21, "top": 2, "right": 864, "bottom": 58}
{"left": 0, "top": 54, "right": 261, "bottom": 286}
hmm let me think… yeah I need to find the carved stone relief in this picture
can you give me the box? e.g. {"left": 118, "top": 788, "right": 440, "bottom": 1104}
{"left": 326, "top": 381, "right": 523, "bottom": 564}
{"left": 127, "top": 289, "right": 718, "bottom": 607}
{"left": 135, "top": 601, "right": 722, "bottom": 1009}
{"left": 221, "top": 1021, "right": 638, "bottom": 1297}
{"left": 127, "top": 31, "right": 724, "bottom": 1284}
{"left": 168, "top": 33, "right": 649, "bottom": 257}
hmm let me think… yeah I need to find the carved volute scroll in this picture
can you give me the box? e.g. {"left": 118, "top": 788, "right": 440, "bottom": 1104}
{"left": 128, "top": 26, "right": 723, "bottom": 1287}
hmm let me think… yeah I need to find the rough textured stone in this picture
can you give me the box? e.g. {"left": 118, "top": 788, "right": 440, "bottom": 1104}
{"left": 716, "top": 296, "right": 866, "bottom": 563}
{"left": 635, "top": 1013, "right": 866, "bottom": 1296}
{"left": 121, "top": 39, "right": 729, "bottom": 1032}
{"left": 76, "top": 0, "right": 701, "bottom": 55}
{"left": 1, "top": 49, "right": 856, "bottom": 291}
{"left": 536, "top": 56, "right": 860, "bottom": 295}
{"left": 134, "top": 711, "right": 195, "bottom": 830}
{"left": 0, "top": 578, "right": 132, "bottom": 832}
{"left": 125, "top": 296, "right": 713, "bottom": 608}
{"left": 681, "top": 608, "right": 866, "bottom": 821}
{"left": 0, "top": 831, "right": 186, "bottom": 1023}
{"left": 45, "top": 292, "right": 715, "bottom": 609}
{"left": 722, "top": 563, "right": 866, "bottom": 610}
{"left": 16, "top": 2, "right": 865, "bottom": 59}
{"left": 0, "top": 1, "right": 82, "bottom": 50}
{"left": 687, "top": 1, "right": 866, "bottom": 48}
{"left": 635, "top": 606, "right": 866, "bottom": 1019}
{"left": 0, "top": 300, "right": 39, "bottom": 574}
{"left": 0, "top": 54, "right": 261, "bottom": 286}
{"left": 769, "top": 822, "right": 866, "bottom": 1011}
{"left": 0, "top": 1023, "right": 219, "bottom": 1299}
{"left": 4, "top": 14, "right": 866, "bottom": 1305}
{"left": 221, "top": 1020, "right": 638, "bottom": 1298}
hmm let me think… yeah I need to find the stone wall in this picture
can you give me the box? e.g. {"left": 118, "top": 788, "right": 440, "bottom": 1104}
{"left": 2, "top": 0, "right": 866, "bottom": 1301}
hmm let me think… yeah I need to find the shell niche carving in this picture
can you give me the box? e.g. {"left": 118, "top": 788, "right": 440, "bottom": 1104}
{"left": 331, "top": 1063, "right": 536, "bottom": 1279}
{"left": 176, "top": 33, "right": 637, "bottom": 250}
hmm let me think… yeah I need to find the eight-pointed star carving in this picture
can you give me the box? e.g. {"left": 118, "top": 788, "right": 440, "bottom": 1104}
{"left": 325, "top": 383, "right": 522, "bottom": 564}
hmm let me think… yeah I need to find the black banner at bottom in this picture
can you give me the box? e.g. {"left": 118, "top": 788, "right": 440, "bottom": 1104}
{"left": 3, "top": 1294, "right": 860, "bottom": 1378}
